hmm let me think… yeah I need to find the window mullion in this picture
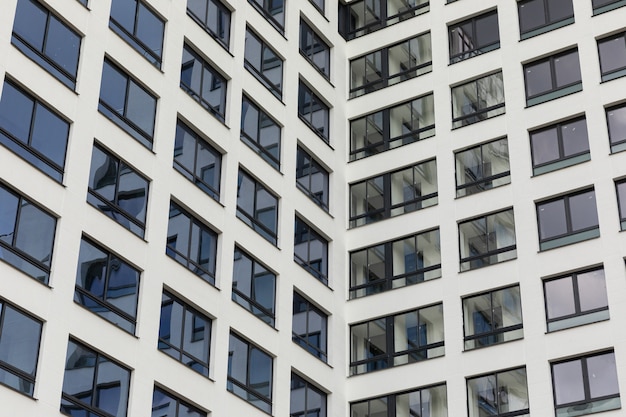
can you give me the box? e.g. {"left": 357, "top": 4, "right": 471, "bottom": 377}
{"left": 103, "top": 252, "right": 113, "bottom": 304}
{"left": 133, "top": 1, "right": 141, "bottom": 36}
{"left": 581, "top": 358, "right": 591, "bottom": 402}
{"left": 564, "top": 196, "right": 573, "bottom": 233}
{"left": 384, "top": 173, "right": 392, "bottom": 219}
{"left": 557, "top": 124, "right": 566, "bottom": 158}
{"left": 42, "top": 12, "right": 52, "bottom": 55}
{"left": 384, "top": 241, "right": 393, "bottom": 289}
{"left": 386, "top": 316, "right": 394, "bottom": 368}
{"left": 572, "top": 274, "right": 583, "bottom": 315}
{"left": 91, "top": 352, "right": 100, "bottom": 408}
{"left": 28, "top": 104, "right": 38, "bottom": 147}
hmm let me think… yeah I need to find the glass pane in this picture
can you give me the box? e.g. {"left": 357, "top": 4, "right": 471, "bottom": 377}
{"left": 45, "top": 17, "right": 81, "bottom": 75}
{"left": 62, "top": 341, "right": 97, "bottom": 401}
{"left": 569, "top": 191, "right": 598, "bottom": 232}
{"left": 525, "top": 60, "right": 552, "bottom": 97}
{"left": 607, "top": 105, "right": 626, "bottom": 144}
{"left": 89, "top": 147, "right": 118, "bottom": 201}
{"left": 183, "top": 310, "right": 210, "bottom": 361}
{"left": 137, "top": 3, "right": 164, "bottom": 58}
{"left": 15, "top": 200, "right": 56, "bottom": 266}
{"left": 468, "top": 375, "right": 498, "bottom": 416}
{"left": 76, "top": 239, "right": 108, "bottom": 297}
{"left": 618, "top": 181, "right": 626, "bottom": 219}
{"left": 537, "top": 199, "right": 567, "bottom": 240}
{"left": 110, "top": 0, "right": 136, "bottom": 31}
{"left": 100, "top": 62, "right": 127, "bottom": 114}
{"left": 554, "top": 51, "right": 581, "bottom": 87}
{"left": 476, "top": 13, "right": 499, "bottom": 48}
{"left": 0, "top": 187, "right": 19, "bottom": 245}
{"left": 531, "top": 127, "right": 560, "bottom": 166}
{"left": 0, "top": 305, "right": 41, "bottom": 376}
{"left": 548, "top": 0, "right": 574, "bottom": 22}
{"left": 117, "top": 164, "right": 148, "bottom": 223}
{"left": 599, "top": 36, "right": 626, "bottom": 75}
{"left": 126, "top": 81, "right": 156, "bottom": 137}
{"left": 249, "top": 347, "right": 272, "bottom": 398}
{"left": 106, "top": 256, "right": 139, "bottom": 316}
{"left": 545, "top": 277, "right": 576, "bottom": 319}
{"left": 0, "top": 82, "right": 35, "bottom": 143}
{"left": 497, "top": 368, "right": 528, "bottom": 414}
{"left": 587, "top": 353, "right": 619, "bottom": 398}
{"left": 553, "top": 359, "right": 585, "bottom": 405}
{"left": 13, "top": 0, "right": 47, "bottom": 51}
{"left": 518, "top": 0, "right": 546, "bottom": 33}
{"left": 167, "top": 204, "right": 191, "bottom": 257}
{"left": 95, "top": 356, "right": 128, "bottom": 416}
{"left": 31, "top": 103, "right": 69, "bottom": 167}
{"left": 561, "top": 119, "right": 589, "bottom": 157}
{"left": 577, "top": 269, "right": 608, "bottom": 312}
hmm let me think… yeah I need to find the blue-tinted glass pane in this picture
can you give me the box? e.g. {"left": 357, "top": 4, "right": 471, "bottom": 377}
{"left": 62, "top": 341, "right": 97, "bottom": 403}
{"left": 136, "top": 3, "right": 164, "bottom": 59}
{"left": 14, "top": 200, "right": 56, "bottom": 266}
{"left": 45, "top": 17, "right": 81, "bottom": 76}
{"left": 76, "top": 239, "right": 107, "bottom": 298}
{"left": 95, "top": 356, "right": 128, "bottom": 416}
{"left": 89, "top": 147, "right": 118, "bottom": 201}
{"left": 117, "top": 165, "right": 148, "bottom": 224}
{"left": 249, "top": 347, "right": 272, "bottom": 398}
{"left": 100, "top": 62, "right": 128, "bottom": 114}
{"left": 13, "top": 0, "right": 47, "bottom": 51}
{"left": 0, "top": 187, "right": 19, "bottom": 245}
{"left": 31, "top": 103, "right": 69, "bottom": 167}
{"left": 167, "top": 205, "right": 191, "bottom": 257}
{"left": 0, "top": 305, "right": 42, "bottom": 376}
{"left": 126, "top": 82, "right": 155, "bottom": 137}
{"left": 0, "top": 82, "right": 35, "bottom": 143}
{"left": 111, "top": 0, "right": 137, "bottom": 32}
{"left": 182, "top": 310, "right": 210, "bottom": 360}
{"left": 106, "top": 257, "right": 139, "bottom": 316}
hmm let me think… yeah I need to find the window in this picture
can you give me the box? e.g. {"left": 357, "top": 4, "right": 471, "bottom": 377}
{"left": 248, "top": 0, "right": 284, "bottom": 33}
{"left": 452, "top": 71, "right": 505, "bottom": 128}
{"left": 298, "top": 81, "right": 330, "bottom": 143}
{"left": 351, "top": 383, "right": 448, "bottom": 417}
{"left": 291, "top": 373, "right": 326, "bottom": 417}
{"left": 0, "top": 183, "right": 56, "bottom": 283}
{"left": 173, "top": 119, "right": 222, "bottom": 201}
{"left": 544, "top": 267, "right": 609, "bottom": 332}
{"left": 227, "top": 332, "right": 273, "bottom": 414}
{"left": 339, "top": 0, "right": 430, "bottom": 40}
{"left": 152, "top": 386, "right": 206, "bottom": 417}
{"left": 592, "top": 0, "right": 626, "bottom": 15}
{"left": 309, "top": 0, "right": 324, "bottom": 13}
{"left": 455, "top": 138, "right": 510, "bottom": 197}
{"left": 158, "top": 291, "right": 212, "bottom": 377}
{"left": 350, "top": 32, "right": 431, "bottom": 98}
{"left": 530, "top": 116, "right": 590, "bottom": 175}
{"left": 166, "top": 201, "right": 218, "bottom": 285}
{"left": 11, "top": 0, "right": 81, "bottom": 89}
{"left": 75, "top": 237, "right": 140, "bottom": 334}
{"left": 459, "top": 208, "right": 516, "bottom": 272}
{"left": 0, "top": 80, "right": 69, "bottom": 181}
{"left": 0, "top": 299, "right": 42, "bottom": 396}
{"left": 232, "top": 247, "right": 276, "bottom": 326}
{"left": 551, "top": 351, "right": 620, "bottom": 416}
{"left": 241, "top": 96, "right": 281, "bottom": 170}
{"left": 536, "top": 188, "right": 599, "bottom": 251}
{"left": 467, "top": 367, "right": 529, "bottom": 417}
{"left": 518, "top": 0, "right": 574, "bottom": 39}
{"left": 350, "top": 93, "right": 435, "bottom": 161}
{"left": 87, "top": 144, "right": 149, "bottom": 238}
{"left": 244, "top": 28, "right": 283, "bottom": 99}
{"left": 350, "top": 304, "right": 444, "bottom": 375}
{"left": 61, "top": 339, "right": 131, "bottom": 417}
{"left": 180, "top": 43, "right": 227, "bottom": 123}
{"left": 606, "top": 103, "right": 626, "bottom": 153}
{"left": 296, "top": 146, "right": 329, "bottom": 211}
{"left": 449, "top": 10, "right": 499, "bottom": 64}
{"left": 294, "top": 216, "right": 328, "bottom": 285}
{"left": 598, "top": 32, "right": 626, "bottom": 82}
{"left": 616, "top": 179, "right": 626, "bottom": 229}
{"left": 350, "top": 228, "right": 441, "bottom": 299}
{"left": 109, "top": 0, "right": 164, "bottom": 68}
{"left": 463, "top": 285, "right": 523, "bottom": 350}
{"left": 187, "top": 0, "right": 231, "bottom": 49}
{"left": 350, "top": 159, "right": 438, "bottom": 227}
{"left": 524, "top": 48, "right": 582, "bottom": 106}
{"left": 99, "top": 58, "right": 157, "bottom": 149}
{"left": 292, "top": 292, "right": 328, "bottom": 362}
{"left": 237, "top": 170, "right": 279, "bottom": 245}
{"left": 300, "top": 20, "right": 330, "bottom": 78}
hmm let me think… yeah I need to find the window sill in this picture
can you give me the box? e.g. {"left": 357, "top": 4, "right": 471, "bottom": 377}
{"left": 520, "top": 17, "right": 574, "bottom": 40}
{"left": 533, "top": 153, "right": 590, "bottom": 176}
{"left": 547, "top": 309, "right": 609, "bottom": 332}
{"left": 539, "top": 228, "right": 600, "bottom": 251}
{"left": 556, "top": 397, "right": 620, "bottom": 417}
{"left": 526, "top": 83, "right": 582, "bottom": 107}
{"left": 593, "top": 0, "right": 626, "bottom": 15}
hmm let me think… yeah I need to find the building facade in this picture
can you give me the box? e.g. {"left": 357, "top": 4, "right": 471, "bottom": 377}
{"left": 1, "top": 0, "right": 626, "bottom": 416}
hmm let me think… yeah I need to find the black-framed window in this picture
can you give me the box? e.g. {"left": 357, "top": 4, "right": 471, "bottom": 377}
{"left": 109, "top": 0, "right": 164, "bottom": 68}
{"left": 241, "top": 96, "right": 281, "bottom": 170}
{"left": 449, "top": 10, "right": 499, "bottom": 64}
{"left": 87, "top": 144, "right": 149, "bottom": 238}
{"left": 292, "top": 292, "right": 327, "bottom": 362}
{"left": 227, "top": 332, "right": 273, "bottom": 414}
{"left": 237, "top": 170, "right": 279, "bottom": 245}
{"left": 551, "top": 351, "right": 620, "bottom": 416}
{"left": 248, "top": 0, "right": 284, "bottom": 33}
{"left": 350, "top": 32, "right": 431, "bottom": 98}
{"left": 350, "top": 159, "right": 438, "bottom": 228}
{"left": 232, "top": 247, "right": 276, "bottom": 326}
{"left": 75, "top": 237, "right": 140, "bottom": 334}
{"left": 294, "top": 216, "right": 328, "bottom": 285}
{"left": 544, "top": 267, "right": 609, "bottom": 332}
{"left": 350, "top": 228, "right": 441, "bottom": 299}
{"left": 158, "top": 291, "right": 212, "bottom": 377}
{"left": 11, "top": 0, "right": 81, "bottom": 89}
{"left": 616, "top": 179, "right": 626, "bottom": 229}
{"left": 606, "top": 103, "right": 626, "bottom": 153}
{"left": 350, "top": 93, "right": 435, "bottom": 161}
{"left": 77, "top": 0, "right": 88, "bottom": 6}
{"left": 296, "top": 146, "right": 329, "bottom": 211}
{"left": 99, "top": 58, "right": 157, "bottom": 149}
{"left": 152, "top": 386, "right": 206, "bottom": 417}
{"left": 351, "top": 383, "right": 448, "bottom": 417}
{"left": 350, "top": 303, "right": 444, "bottom": 375}
{"left": 300, "top": 20, "right": 330, "bottom": 79}
{"left": 298, "top": 81, "right": 330, "bottom": 143}
{"left": 598, "top": 32, "right": 626, "bottom": 82}
{"left": 467, "top": 367, "right": 529, "bottom": 417}
{"left": 61, "top": 339, "right": 131, "bottom": 417}
{"left": 524, "top": 48, "right": 582, "bottom": 106}
{"left": 166, "top": 201, "right": 218, "bottom": 285}
{"left": 518, "top": 0, "right": 574, "bottom": 40}
{"left": 309, "top": 0, "right": 324, "bottom": 13}
{"left": 0, "top": 183, "right": 56, "bottom": 284}
{"left": 291, "top": 373, "right": 327, "bottom": 417}
{"left": 0, "top": 80, "right": 69, "bottom": 182}
{"left": 180, "top": 43, "right": 227, "bottom": 123}
{"left": 187, "top": 0, "right": 231, "bottom": 49}
{"left": 536, "top": 188, "right": 599, "bottom": 251}
{"left": 173, "top": 119, "right": 222, "bottom": 201}
{"left": 0, "top": 298, "right": 42, "bottom": 397}
{"left": 244, "top": 28, "right": 283, "bottom": 99}
{"left": 452, "top": 71, "right": 505, "bottom": 128}
{"left": 455, "top": 137, "right": 510, "bottom": 197}
{"left": 530, "top": 116, "right": 590, "bottom": 175}
{"left": 463, "top": 285, "right": 523, "bottom": 350}
{"left": 339, "top": 0, "right": 430, "bottom": 40}
{"left": 593, "top": 0, "right": 626, "bottom": 14}
{"left": 459, "top": 208, "right": 516, "bottom": 272}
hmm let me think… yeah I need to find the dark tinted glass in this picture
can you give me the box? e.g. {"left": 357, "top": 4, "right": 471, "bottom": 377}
{"left": 292, "top": 292, "right": 328, "bottom": 361}
{"left": 294, "top": 216, "right": 328, "bottom": 284}
{"left": 152, "top": 387, "right": 205, "bottom": 417}
{"left": 300, "top": 20, "right": 330, "bottom": 77}
{"left": 290, "top": 374, "right": 327, "bottom": 417}
{"left": 244, "top": 28, "right": 283, "bottom": 98}
{"left": 296, "top": 147, "right": 329, "bottom": 210}
{"left": 598, "top": 34, "right": 626, "bottom": 79}
{"left": 298, "top": 82, "right": 329, "bottom": 142}
{"left": 240, "top": 97, "right": 281, "bottom": 170}
{"left": 232, "top": 248, "right": 276, "bottom": 326}
{"left": 236, "top": 170, "right": 279, "bottom": 245}
{"left": 187, "top": 0, "right": 231, "bottom": 48}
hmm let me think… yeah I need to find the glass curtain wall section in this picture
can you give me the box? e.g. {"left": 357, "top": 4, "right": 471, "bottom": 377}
{"left": 452, "top": 71, "right": 505, "bottom": 128}
{"left": 351, "top": 384, "right": 448, "bottom": 417}
{"left": 459, "top": 209, "right": 516, "bottom": 271}
{"left": 232, "top": 247, "right": 276, "bottom": 326}
{"left": 455, "top": 137, "right": 510, "bottom": 197}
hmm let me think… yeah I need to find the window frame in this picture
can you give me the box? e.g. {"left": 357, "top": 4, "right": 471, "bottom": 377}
{"left": 292, "top": 292, "right": 328, "bottom": 362}
{"left": 290, "top": 373, "right": 327, "bottom": 417}
{"left": 152, "top": 386, "right": 207, "bottom": 417}
{"left": 240, "top": 95, "right": 281, "bottom": 171}
{"left": 597, "top": 31, "right": 626, "bottom": 82}
{"left": 244, "top": 27, "right": 283, "bottom": 99}
{"left": 247, "top": 0, "right": 285, "bottom": 34}
{"left": 523, "top": 48, "right": 582, "bottom": 106}
{"left": 529, "top": 116, "right": 590, "bottom": 175}
{"left": 298, "top": 81, "right": 330, "bottom": 143}
{"left": 517, "top": 0, "right": 574, "bottom": 40}
{"left": 466, "top": 366, "right": 529, "bottom": 417}
{"left": 299, "top": 19, "right": 331, "bottom": 80}
{"left": 296, "top": 146, "right": 330, "bottom": 211}
{"left": 236, "top": 169, "right": 279, "bottom": 246}
{"left": 186, "top": 0, "right": 231, "bottom": 50}
{"left": 451, "top": 71, "right": 505, "bottom": 128}
{"left": 616, "top": 179, "right": 626, "bottom": 230}
{"left": 448, "top": 9, "right": 500, "bottom": 64}
{"left": 232, "top": 246, "right": 276, "bottom": 327}
{"left": 592, "top": 0, "right": 626, "bottom": 15}
{"left": 350, "top": 383, "right": 448, "bottom": 417}
{"left": 455, "top": 137, "right": 510, "bottom": 197}
{"left": 606, "top": 102, "right": 626, "bottom": 153}
{"left": 294, "top": 215, "right": 329, "bottom": 285}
